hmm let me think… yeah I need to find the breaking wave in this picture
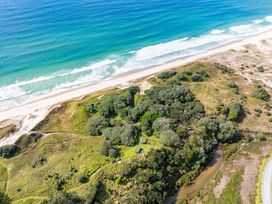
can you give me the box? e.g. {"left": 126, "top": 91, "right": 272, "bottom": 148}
{"left": 1, "top": 16, "right": 272, "bottom": 110}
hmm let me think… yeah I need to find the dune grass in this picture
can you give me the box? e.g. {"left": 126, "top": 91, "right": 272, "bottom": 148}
{"left": 5, "top": 133, "right": 109, "bottom": 201}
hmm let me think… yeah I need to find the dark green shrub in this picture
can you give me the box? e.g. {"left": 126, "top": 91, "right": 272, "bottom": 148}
{"left": 257, "top": 134, "right": 266, "bottom": 141}
{"left": 15, "top": 133, "right": 43, "bottom": 149}
{"left": 257, "top": 66, "right": 265, "bottom": 72}
{"left": 197, "top": 70, "right": 209, "bottom": 78}
{"left": 100, "top": 140, "right": 112, "bottom": 156}
{"left": 79, "top": 175, "right": 89, "bottom": 183}
{"left": 191, "top": 73, "right": 203, "bottom": 82}
{"left": 216, "top": 103, "right": 229, "bottom": 115}
{"left": 157, "top": 71, "right": 177, "bottom": 80}
{"left": 0, "top": 192, "right": 10, "bottom": 204}
{"left": 228, "top": 82, "right": 240, "bottom": 94}
{"left": 32, "top": 155, "right": 47, "bottom": 168}
{"left": 0, "top": 145, "right": 20, "bottom": 158}
{"left": 109, "top": 148, "right": 119, "bottom": 158}
{"left": 86, "top": 116, "right": 110, "bottom": 136}
{"left": 254, "top": 109, "right": 262, "bottom": 113}
{"left": 176, "top": 73, "right": 189, "bottom": 81}
{"left": 145, "top": 84, "right": 195, "bottom": 105}
{"left": 200, "top": 117, "right": 240, "bottom": 143}
{"left": 102, "top": 125, "right": 139, "bottom": 146}
{"left": 159, "top": 130, "right": 180, "bottom": 147}
{"left": 148, "top": 104, "right": 169, "bottom": 118}
{"left": 152, "top": 117, "right": 174, "bottom": 135}
{"left": 55, "top": 179, "right": 65, "bottom": 191}
{"left": 85, "top": 103, "right": 96, "bottom": 114}
{"left": 227, "top": 102, "right": 245, "bottom": 122}
{"left": 218, "top": 121, "right": 240, "bottom": 143}
{"left": 183, "top": 71, "right": 193, "bottom": 76}
{"left": 214, "top": 63, "right": 234, "bottom": 74}
{"left": 120, "top": 125, "right": 139, "bottom": 146}
{"left": 252, "top": 85, "right": 270, "bottom": 101}
{"left": 176, "top": 125, "right": 188, "bottom": 139}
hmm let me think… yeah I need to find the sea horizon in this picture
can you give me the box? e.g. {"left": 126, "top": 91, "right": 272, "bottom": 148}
{"left": 1, "top": 0, "right": 272, "bottom": 110}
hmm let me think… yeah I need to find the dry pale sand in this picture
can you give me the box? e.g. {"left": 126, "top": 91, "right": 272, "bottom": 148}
{"left": 205, "top": 38, "right": 272, "bottom": 87}
{"left": 0, "top": 29, "right": 272, "bottom": 146}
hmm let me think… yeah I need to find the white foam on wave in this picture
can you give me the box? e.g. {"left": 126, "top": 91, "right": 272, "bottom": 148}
{"left": 0, "top": 86, "right": 30, "bottom": 101}
{"left": 229, "top": 24, "right": 252, "bottom": 32}
{"left": 59, "top": 59, "right": 117, "bottom": 76}
{"left": 134, "top": 37, "right": 188, "bottom": 61}
{"left": 0, "top": 59, "right": 116, "bottom": 91}
{"left": 134, "top": 34, "right": 235, "bottom": 61}
{"left": 254, "top": 19, "right": 264, "bottom": 24}
{"left": 1, "top": 16, "right": 272, "bottom": 111}
{"left": 211, "top": 29, "right": 225, "bottom": 35}
{"left": 53, "top": 61, "right": 113, "bottom": 90}
{"left": 265, "top": 16, "right": 272, "bottom": 22}
{"left": 4, "top": 76, "right": 55, "bottom": 89}
{"left": 0, "top": 59, "right": 117, "bottom": 99}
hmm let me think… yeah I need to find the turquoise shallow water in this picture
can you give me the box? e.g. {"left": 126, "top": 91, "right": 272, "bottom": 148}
{"left": 0, "top": 0, "right": 272, "bottom": 109}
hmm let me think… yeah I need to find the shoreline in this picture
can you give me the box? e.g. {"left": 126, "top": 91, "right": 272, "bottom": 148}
{"left": 1, "top": 29, "right": 272, "bottom": 123}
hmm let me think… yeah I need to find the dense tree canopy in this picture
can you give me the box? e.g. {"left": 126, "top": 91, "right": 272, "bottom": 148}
{"left": 0, "top": 144, "right": 20, "bottom": 158}
{"left": 159, "top": 130, "right": 180, "bottom": 147}
{"left": 102, "top": 125, "right": 139, "bottom": 146}
{"left": 83, "top": 72, "right": 241, "bottom": 203}
{"left": 86, "top": 116, "right": 110, "bottom": 136}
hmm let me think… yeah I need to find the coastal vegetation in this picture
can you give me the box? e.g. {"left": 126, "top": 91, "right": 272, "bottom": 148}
{"left": 0, "top": 62, "right": 271, "bottom": 203}
{"left": 252, "top": 84, "right": 270, "bottom": 101}
{"left": 0, "top": 125, "right": 16, "bottom": 139}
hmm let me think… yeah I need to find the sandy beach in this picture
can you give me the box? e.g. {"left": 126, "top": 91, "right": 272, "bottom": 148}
{"left": 0, "top": 29, "right": 272, "bottom": 146}
{"left": 1, "top": 29, "right": 272, "bottom": 122}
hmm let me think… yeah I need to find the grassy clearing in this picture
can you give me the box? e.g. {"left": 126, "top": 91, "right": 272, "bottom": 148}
{"left": 37, "top": 88, "right": 119, "bottom": 134}
{"left": 5, "top": 133, "right": 109, "bottom": 200}
{"left": 120, "top": 136, "right": 162, "bottom": 161}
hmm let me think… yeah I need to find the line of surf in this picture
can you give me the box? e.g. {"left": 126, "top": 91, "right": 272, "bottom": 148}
{"left": 0, "top": 28, "right": 271, "bottom": 122}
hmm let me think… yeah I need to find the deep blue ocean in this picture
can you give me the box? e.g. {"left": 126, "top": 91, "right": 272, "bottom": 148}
{"left": 1, "top": 0, "right": 272, "bottom": 109}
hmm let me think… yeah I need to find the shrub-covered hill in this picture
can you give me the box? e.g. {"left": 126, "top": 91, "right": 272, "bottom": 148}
{"left": 0, "top": 62, "right": 271, "bottom": 203}
{"left": 80, "top": 79, "right": 240, "bottom": 203}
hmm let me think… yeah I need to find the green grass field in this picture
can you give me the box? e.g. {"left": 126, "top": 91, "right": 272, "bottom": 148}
{"left": 4, "top": 133, "right": 108, "bottom": 201}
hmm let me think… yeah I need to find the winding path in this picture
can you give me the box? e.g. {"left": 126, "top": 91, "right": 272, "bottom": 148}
{"left": 262, "top": 159, "right": 272, "bottom": 204}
